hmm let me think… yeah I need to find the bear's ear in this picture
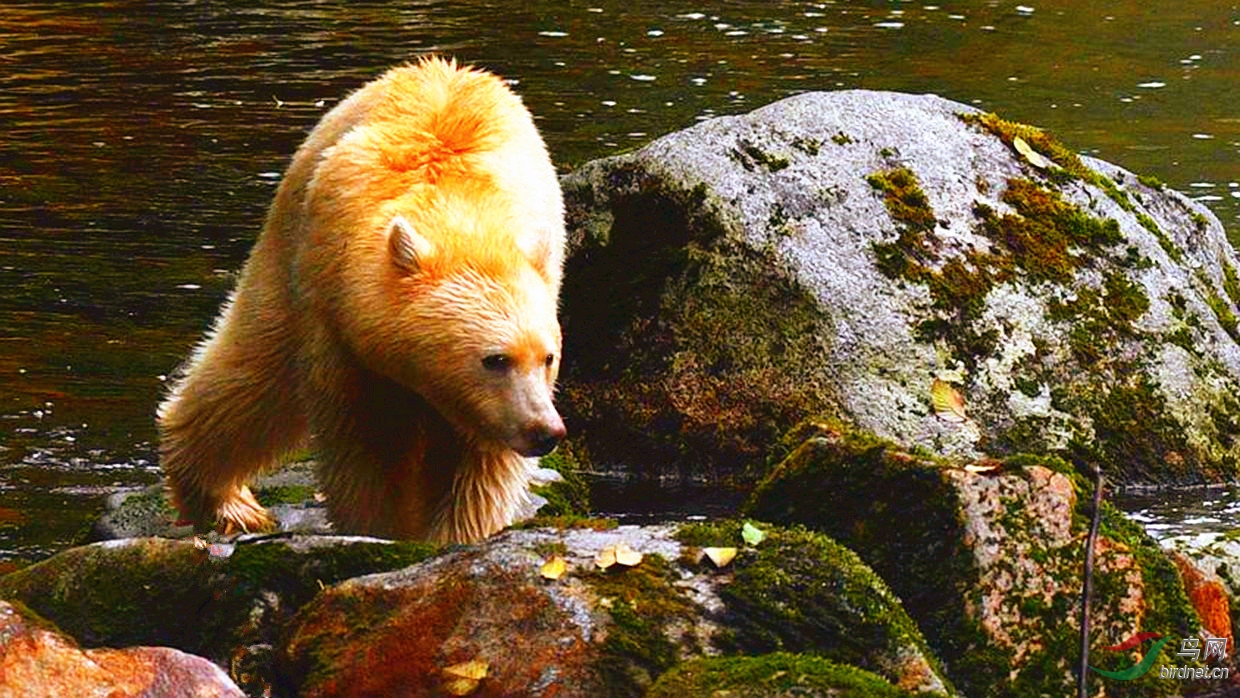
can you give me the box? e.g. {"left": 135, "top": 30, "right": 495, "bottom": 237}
{"left": 388, "top": 215, "right": 434, "bottom": 273}
{"left": 520, "top": 230, "right": 562, "bottom": 281}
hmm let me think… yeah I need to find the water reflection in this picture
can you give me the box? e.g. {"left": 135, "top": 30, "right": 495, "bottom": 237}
{"left": 0, "top": 0, "right": 1236, "bottom": 563}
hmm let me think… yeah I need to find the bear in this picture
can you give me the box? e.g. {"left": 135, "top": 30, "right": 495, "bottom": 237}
{"left": 156, "top": 57, "right": 567, "bottom": 544}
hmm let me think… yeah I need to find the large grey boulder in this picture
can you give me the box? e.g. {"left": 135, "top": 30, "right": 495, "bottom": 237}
{"left": 558, "top": 90, "right": 1240, "bottom": 484}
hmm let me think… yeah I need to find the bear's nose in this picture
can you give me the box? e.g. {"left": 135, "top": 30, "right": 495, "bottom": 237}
{"left": 526, "top": 433, "right": 561, "bottom": 458}
{"left": 521, "top": 419, "right": 566, "bottom": 458}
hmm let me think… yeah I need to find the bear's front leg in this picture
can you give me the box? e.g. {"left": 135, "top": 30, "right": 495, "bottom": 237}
{"left": 170, "top": 480, "right": 275, "bottom": 535}
{"left": 158, "top": 287, "right": 307, "bottom": 534}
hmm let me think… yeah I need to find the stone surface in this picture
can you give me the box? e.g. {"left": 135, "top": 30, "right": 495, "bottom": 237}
{"left": 745, "top": 419, "right": 1205, "bottom": 697}
{"left": 0, "top": 600, "right": 244, "bottom": 698}
{"left": 558, "top": 89, "right": 1240, "bottom": 485}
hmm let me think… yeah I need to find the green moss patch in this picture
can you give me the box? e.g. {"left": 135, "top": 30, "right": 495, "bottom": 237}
{"left": 647, "top": 653, "right": 916, "bottom": 697}
{"left": 514, "top": 515, "right": 619, "bottom": 531}
{"left": 533, "top": 448, "right": 591, "bottom": 517}
{"left": 961, "top": 111, "right": 1197, "bottom": 269}
{"left": 863, "top": 163, "right": 1223, "bottom": 486}
{"left": 1063, "top": 375, "right": 1200, "bottom": 483}
{"left": 582, "top": 554, "right": 699, "bottom": 696}
{"left": 255, "top": 484, "right": 318, "bottom": 507}
{"left": 1200, "top": 270, "right": 1240, "bottom": 342}
{"left": 742, "top": 422, "right": 972, "bottom": 669}
{"left": 867, "top": 166, "right": 1139, "bottom": 373}
{"left": 730, "top": 139, "right": 790, "bottom": 172}
{"left": 677, "top": 518, "right": 951, "bottom": 695}
{"left": 978, "top": 178, "right": 1124, "bottom": 282}
{"left": 961, "top": 113, "right": 1091, "bottom": 180}
{"left": 960, "top": 112, "right": 1134, "bottom": 209}
{"left": 867, "top": 167, "right": 937, "bottom": 235}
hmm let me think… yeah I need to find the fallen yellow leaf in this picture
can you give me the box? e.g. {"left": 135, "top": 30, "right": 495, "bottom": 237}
{"left": 931, "top": 378, "right": 967, "bottom": 423}
{"left": 1013, "top": 135, "right": 1052, "bottom": 169}
{"left": 541, "top": 555, "right": 567, "bottom": 580}
{"left": 442, "top": 677, "right": 481, "bottom": 696}
{"left": 444, "top": 659, "right": 489, "bottom": 681}
{"left": 964, "top": 460, "right": 1001, "bottom": 474}
{"left": 595, "top": 546, "right": 617, "bottom": 570}
{"left": 614, "top": 543, "right": 643, "bottom": 567}
{"left": 704, "top": 547, "right": 738, "bottom": 568}
{"left": 441, "top": 658, "right": 488, "bottom": 696}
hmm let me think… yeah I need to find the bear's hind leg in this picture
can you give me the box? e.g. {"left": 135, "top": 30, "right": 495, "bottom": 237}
{"left": 158, "top": 295, "right": 307, "bottom": 533}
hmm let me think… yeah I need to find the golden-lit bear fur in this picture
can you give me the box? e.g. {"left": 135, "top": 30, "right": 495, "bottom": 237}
{"left": 157, "top": 58, "right": 566, "bottom": 543}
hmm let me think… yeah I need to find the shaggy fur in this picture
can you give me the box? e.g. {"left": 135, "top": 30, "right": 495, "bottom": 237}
{"left": 158, "top": 58, "right": 566, "bottom": 543}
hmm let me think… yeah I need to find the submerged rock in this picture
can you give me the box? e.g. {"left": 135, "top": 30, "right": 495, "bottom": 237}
{"left": 558, "top": 90, "right": 1240, "bottom": 485}
{"left": 93, "top": 456, "right": 574, "bottom": 542}
{"left": 92, "top": 460, "right": 331, "bottom": 541}
{"left": 0, "top": 600, "right": 244, "bottom": 697}
{"left": 746, "top": 419, "right": 1214, "bottom": 697}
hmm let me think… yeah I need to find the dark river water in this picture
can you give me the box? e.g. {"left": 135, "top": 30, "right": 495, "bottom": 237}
{"left": 1, "top": 1, "right": 1237, "bottom": 566}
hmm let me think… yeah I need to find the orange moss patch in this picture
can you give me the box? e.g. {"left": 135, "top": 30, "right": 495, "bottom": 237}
{"left": 1170, "top": 552, "right": 1233, "bottom": 646}
{"left": 284, "top": 554, "right": 602, "bottom": 697}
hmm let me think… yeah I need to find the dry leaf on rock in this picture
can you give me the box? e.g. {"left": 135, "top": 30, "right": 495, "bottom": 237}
{"left": 704, "top": 547, "right": 738, "bottom": 568}
{"left": 742, "top": 521, "right": 766, "bottom": 547}
{"left": 1013, "top": 135, "right": 1052, "bottom": 169}
{"left": 540, "top": 555, "right": 567, "bottom": 580}
{"left": 442, "top": 659, "right": 489, "bottom": 696}
{"left": 964, "top": 460, "right": 1001, "bottom": 474}
{"left": 595, "top": 546, "right": 616, "bottom": 570}
{"left": 614, "top": 542, "right": 643, "bottom": 567}
{"left": 931, "top": 378, "right": 967, "bottom": 423}
{"left": 596, "top": 543, "right": 643, "bottom": 570}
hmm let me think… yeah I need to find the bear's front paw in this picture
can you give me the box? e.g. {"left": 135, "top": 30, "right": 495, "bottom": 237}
{"left": 216, "top": 484, "right": 276, "bottom": 535}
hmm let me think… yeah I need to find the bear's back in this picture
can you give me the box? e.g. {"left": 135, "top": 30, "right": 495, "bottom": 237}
{"left": 297, "top": 58, "right": 563, "bottom": 287}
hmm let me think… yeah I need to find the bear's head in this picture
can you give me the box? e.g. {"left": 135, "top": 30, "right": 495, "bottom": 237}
{"left": 376, "top": 210, "right": 566, "bottom": 458}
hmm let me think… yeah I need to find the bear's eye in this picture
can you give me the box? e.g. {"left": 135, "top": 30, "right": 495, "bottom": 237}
{"left": 544, "top": 354, "right": 556, "bottom": 368}
{"left": 482, "top": 354, "right": 512, "bottom": 372}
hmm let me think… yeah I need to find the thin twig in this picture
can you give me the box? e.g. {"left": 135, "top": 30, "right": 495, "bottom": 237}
{"left": 1079, "top": 464, "right": 1104, "bottom": 698}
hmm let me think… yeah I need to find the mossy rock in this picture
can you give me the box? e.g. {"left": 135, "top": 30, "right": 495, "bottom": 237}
{"left": 278, "top": 524, "right": 955, "bottom": 697}
{"left": 0, "top": 535, "right": 436, "bottom": 696}
{"left": 677, "top": 520, "right": 953, "bottom": 696}
{"left": 647, "top": 653, "right": 918, "bottom": 697}
{"left": 745, "top": 419, "right": 1202, "bottom": 697}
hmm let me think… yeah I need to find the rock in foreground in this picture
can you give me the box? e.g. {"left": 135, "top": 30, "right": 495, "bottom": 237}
{"left": 747, "top": 419, "right": 1219, "bottom": 697}
{"left": 0, "top": 600, "right": 244, "bottom": 697}
{"left": 282, "top": 524, "right": 950, "bottom": 697}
